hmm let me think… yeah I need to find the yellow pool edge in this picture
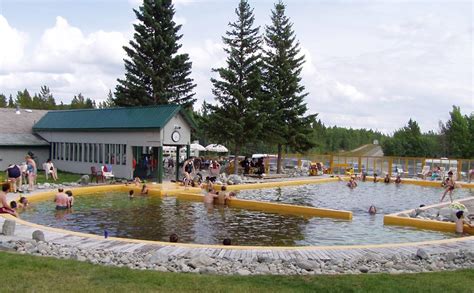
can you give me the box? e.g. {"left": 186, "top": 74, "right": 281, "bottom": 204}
{"left": 383, "top": 196, "right": 474, "bottom": 235}
{"left": 5, "top": 178, "right": 472, "bottom": 251}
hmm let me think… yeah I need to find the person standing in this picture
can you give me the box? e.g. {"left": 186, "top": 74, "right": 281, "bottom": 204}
{"left": 25, "top": 155, "right": 37, "bottom": 191}
{"left": 182, "top": 158, "right": 194, "bottom": 189}
{"left": 6, "top": 164, "right": 22, "bottom": 193}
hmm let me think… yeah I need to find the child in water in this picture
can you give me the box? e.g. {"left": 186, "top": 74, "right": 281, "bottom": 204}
{"left": 129, "top": 190, "right": 134, "bottom": 199}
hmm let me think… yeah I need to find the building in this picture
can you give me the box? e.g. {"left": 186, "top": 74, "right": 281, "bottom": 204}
{"left": 33, "top": 105, "right": 195, "bottom": 182}
{"left": 0, "top": 108, "right": 50, "bottom": 170}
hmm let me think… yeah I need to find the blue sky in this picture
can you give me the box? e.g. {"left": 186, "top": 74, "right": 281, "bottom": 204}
{"left": 0, "top": 0, "right": 472, "bottom": 133}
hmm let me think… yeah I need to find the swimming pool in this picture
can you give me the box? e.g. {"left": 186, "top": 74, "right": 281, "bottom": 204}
{"left": 19, "top": 182, "right": 473, "bottom": 246}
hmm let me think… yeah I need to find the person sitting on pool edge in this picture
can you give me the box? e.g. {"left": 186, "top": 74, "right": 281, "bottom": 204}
{"left": 384, "top": 174, "right": 390, "bottom": 183}
{"left": 169, "top": 233, "right": 179, "bottom": 243}
{"left": 54, "top": 188, "right": 69, "bottom": 210}
{"left": 368, "top": 205, "right": 377, "bottom": 215}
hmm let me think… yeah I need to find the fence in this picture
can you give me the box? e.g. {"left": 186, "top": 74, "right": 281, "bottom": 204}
{"left": 272, "top": 153, "right": 474, "bottom": 182}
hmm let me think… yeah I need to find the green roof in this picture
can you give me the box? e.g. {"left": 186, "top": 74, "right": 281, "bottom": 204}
{"left": 33, "top": 105, "right": 196, "bottom": 132}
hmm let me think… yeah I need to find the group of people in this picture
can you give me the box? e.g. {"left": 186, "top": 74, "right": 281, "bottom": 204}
{"left": 202, "top": 183, "right": 237, "bottom": 206}
{"left": 0, "top": 182, "right": 29, "bottom": 217}
{"left": 54, "top": 188, "right": 74, "bottom": 210}
{"left": 5, "top": 154, "right": 58, "bottom": 194}
{"left": 240, "top": 157, "right": 265, "bottom": 175}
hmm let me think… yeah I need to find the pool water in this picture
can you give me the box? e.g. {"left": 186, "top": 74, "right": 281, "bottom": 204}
{"left": 19, "top": 182, "right": 473, "bottom": 246}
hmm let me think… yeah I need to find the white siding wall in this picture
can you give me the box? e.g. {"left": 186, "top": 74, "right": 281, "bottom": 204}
{"left": 36, "top": 131, "right": 162, "bottom": 179}
{"left": 0, "top": 147, "right": 50, "bottom": 171}
{"left": 162, "top": 114, "right": 192, "bottom": 146}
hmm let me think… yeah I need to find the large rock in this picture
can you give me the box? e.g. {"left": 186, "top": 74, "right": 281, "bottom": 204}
{"left": 146, "top": 251, "right": 168, "bottom": 264}
{"left": 32, "top": 230, "right": 45, "bottom": 242}
{"left": 227, "top": 175, "right": 242, "bottom": 185}
{"left": 296, "top": 261, "right": 315, "bottom": 271}
{"left": 416, "top": 248, "right": 430, "bottom": 260}
{"left": 2, "top": 219, "right": 15, "bottom": 236}
{"left": 188, "top": 254, "right": 215, "bottom": 269}
{"left": 78, "top": 175, "right": 90, "bottom": 185}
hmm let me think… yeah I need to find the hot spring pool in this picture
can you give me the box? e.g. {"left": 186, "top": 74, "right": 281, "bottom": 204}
{"left": 19, "top": 182, "right": 473, "bottom": 246}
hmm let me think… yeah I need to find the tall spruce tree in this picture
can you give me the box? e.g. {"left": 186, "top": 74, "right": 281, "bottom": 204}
{"left": 115, "top": 0, "right": 196, "bottom": 107}
{"left": 7, "top": 95, "right": 14, "bottom": 107}
{"left": 203, "top": 0, "right": 263, "bottom": 174}
{"left": 262, "top": 1, "right": 316, "bottom": 173}
{"left": 0, "top": 94, "right": 6, "bottom": 107}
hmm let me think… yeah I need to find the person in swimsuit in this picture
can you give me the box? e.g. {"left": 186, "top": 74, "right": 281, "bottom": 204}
{"left": 183, "top": 159, "right": 194, "bottom": 189}
{"left": 347, "top": 177, "right": 358, "bottom": 188}
{"left": 395, "top": 175, "right": 402, "bottom": 184}
{"left": 18, "top": 197, "right": 29, "bottom": 209}
{"left": 25, "top": 155, "right": 37, "bottom": 191}
{"left": 141, "top": 184, "right": 149, "bottom": 195}
{"left": 455, "top": 211, "right": 474, "bottom": 235}
{"left": 0, "top": 183, "right": 18, "bottom": 217}
{"left": 384, "top": 174, "right": 390, "bottom": 183}
{"left": 440, "top": 177, "right": 455, "bottom": 202}
{"left": 65, "top": 190, "right": 74, "bottom": 208}
{"left": 54, "top": 188, "right": 69, "bottom": 210}
{"left": 6, "top": 164, "right": 22, "bottom": 193}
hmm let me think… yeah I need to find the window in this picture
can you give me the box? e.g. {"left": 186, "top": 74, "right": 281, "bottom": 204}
{"left": 99, "top": 144, "right": 103, "bottom": 164}
{"left": 105, "top": 144, "right": 109, "bottom": 164}
{"left": 116, "top": 144, "right": 121, "bottom": 165}
{"left": 122, "top": 144, "right": 127, "bottom": 165}
{"left": 89, "top": 143, "right": 93, "bottom": 163}
{"left": 79, "top": 143, "right": 82, "bottom": 162}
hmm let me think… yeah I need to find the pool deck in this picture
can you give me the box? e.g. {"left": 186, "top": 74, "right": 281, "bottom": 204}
{"left": 1, "top": 176, "right": 474, "bottom": 264}
{"left": 1, "top": 215, "right": 473, "bottom": 262}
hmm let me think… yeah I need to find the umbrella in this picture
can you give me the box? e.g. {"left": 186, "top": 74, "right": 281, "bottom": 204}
{"left": 205, "top": 144, "right": 228, "bottom": 152}
{"left": 190, "top": 143, "right": 206, "bottom": 151}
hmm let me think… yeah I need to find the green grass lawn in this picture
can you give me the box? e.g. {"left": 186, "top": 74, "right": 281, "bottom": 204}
{"left": 0, "top": 251, "right": 472, "bottom": 292}
{"left": 1, "top": 170, "right": 83, "bottom": 185}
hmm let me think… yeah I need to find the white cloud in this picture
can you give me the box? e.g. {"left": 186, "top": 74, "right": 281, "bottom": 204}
{"left": 0, "top": 15, "right": 28, "bottom": 73}
{"left": 0, "top": 16, "right": 128, "bottom": 102}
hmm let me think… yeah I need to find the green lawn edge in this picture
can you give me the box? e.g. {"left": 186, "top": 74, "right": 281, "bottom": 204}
{"left": 0, "top": 251, "right": 472, "bottom": 292}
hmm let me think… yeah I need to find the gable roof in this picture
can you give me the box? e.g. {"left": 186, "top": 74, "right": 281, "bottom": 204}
{"left": 0, "top": 108, "right": 49, "bottom": 134}
{"left": 33, "top": 105, "right": 196, "bottom": 132}
{"left": 0, "top": 134, "right": 49, "bottom": 147}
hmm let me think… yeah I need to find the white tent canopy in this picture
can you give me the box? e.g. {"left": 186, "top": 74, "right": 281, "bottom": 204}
{"left": 190, "top": 143, "right": 206, "bottom": 151}
{"left": 205, "top": 144, "right": 228, "bottom": 152}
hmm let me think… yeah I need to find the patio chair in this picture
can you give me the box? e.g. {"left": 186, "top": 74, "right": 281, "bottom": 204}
{"left": 417, "top": 165, "right": 430, "bottom": 179}
{"left": 101, "top": 165, "right": 115, "bottom": 182}
{"left": 90, "top": 166, "right": 103, "bottom": 183}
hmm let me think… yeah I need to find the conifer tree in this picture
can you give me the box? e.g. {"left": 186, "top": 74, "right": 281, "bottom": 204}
{"left": 0, "top": 94, "right": 6, "bottom": 107}
{"left": 16, "top": 89, "right": 33, "bottom": 108}
{"left": 203, "top": 0, "right": 263, "bottom": 174}
{"left": 115, "top": 0, "right": 196, "bottom": 107}
{"left": 262, "top": 1, "right": 316, "bottom": 173}
{"left": 7, "top": 95, "right": 14, "bottom": 108}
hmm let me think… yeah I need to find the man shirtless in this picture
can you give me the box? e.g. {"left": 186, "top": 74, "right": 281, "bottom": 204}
{"left": 54, "top": 188, "right": 69, "bottom": 210}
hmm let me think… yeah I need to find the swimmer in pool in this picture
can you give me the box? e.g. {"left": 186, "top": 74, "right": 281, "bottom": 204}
{"left": 395, "top": 176, "right": 402, "bottom": 184}
{"left": 203, "top": 186, "right": 217, "bottom": 204}
{"left": 368, "top": 205, "right": 377, "bottom": 215}
{"left": 54, "top": 188, "right": 69, "bottom": 210}
{"left": 347, "top": 177, "right": 358, "bottom": 188}
{"left": 141, "top": 184, "right": 149, "bottom": 195}
{"left": 129, "top": 190, "right": 135, "bottom": 199}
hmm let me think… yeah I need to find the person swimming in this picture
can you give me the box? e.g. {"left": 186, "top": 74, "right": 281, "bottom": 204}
{"left": 347, "top": 177, "right": 358, "bottom": 188}
{"left": 368, "top": 205, "right": 377, "bottom": 215}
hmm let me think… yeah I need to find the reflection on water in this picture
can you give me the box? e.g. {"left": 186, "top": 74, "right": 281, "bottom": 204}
{"left": 19, "top": 183, "right": 473, "bottom": 246}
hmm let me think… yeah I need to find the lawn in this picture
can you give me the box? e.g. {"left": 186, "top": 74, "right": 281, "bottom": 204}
{"left": 0, "top": 251, "right": 472, "bottom": 292}
{"left": 0, "top": 170, "right": 83, "bottom": 185}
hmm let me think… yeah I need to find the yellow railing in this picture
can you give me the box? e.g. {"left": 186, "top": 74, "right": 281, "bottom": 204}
{"left": 278, "top": 153, "right": 474, "bottom": 182}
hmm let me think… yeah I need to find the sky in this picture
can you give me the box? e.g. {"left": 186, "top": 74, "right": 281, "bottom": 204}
{"left": 0, "top": 0, "right": 472, "bottom": 133}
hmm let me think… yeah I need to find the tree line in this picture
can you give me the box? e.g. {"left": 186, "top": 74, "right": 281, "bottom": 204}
{"left": 382, "top": 106, "right": 473, "bottom": 159}
{"left": 2, "top": 0, "right": 471, "bottom": 161}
